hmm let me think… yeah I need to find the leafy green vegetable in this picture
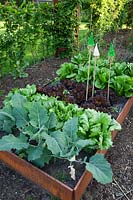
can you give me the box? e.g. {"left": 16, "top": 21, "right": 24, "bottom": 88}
{"left": 32, "top": 148, "right": 52, "bottom": 168}
{"left": 63, "top": 117, "right": 78, "bottom": 141}
{"left": 0, "top": 85, "right": 122, "bottom": 184}
{"left": 56, "top": 57, "right": 133, "bottom": 97}
{"left": 95, "top": 67, "right": 114, "bottom": 89}
{"left": 0, "top": 110, "right": 15, "bottom": 133}
{"left": 85, "top": 154, "right": 113, "bottom": 184}
{"left": 0, "top": 134, "right": 28, "bottom": 151}
{"left": 75, "top": 66, "right": 88, "bottom": 83}
{"left": 56, "top": 62, "right": 77, "bottom": 80}
{"left": 0, "top": 111, "right": 15, "bottom": 122}
{"left": 27, "top": 143, "right": 44, "bottom": 161}
{"left": 78, "top": 109, "right": 121, "bottom": 149}
{"left": 71, "top": 53, "right": 88, "bottom": 67}
{"left": 112, "top": 62, "right": 127, "bottom": 76}
{"left": 111, "top": 75, "right": 133, "bottom": 97}
{"left": 28, "top": 102, "right": 48, "bottom": 129}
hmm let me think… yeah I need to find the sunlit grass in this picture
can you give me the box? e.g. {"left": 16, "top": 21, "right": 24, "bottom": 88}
{"left": 79, "top": 22, "right": 87, "bottom": 30}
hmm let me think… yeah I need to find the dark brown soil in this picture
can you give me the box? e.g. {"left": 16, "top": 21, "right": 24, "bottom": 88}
{"left": 0, "top": 57, "right": 69, "bottom": 107}
{"left": 37, "top": 79, "right": 127, "bottom": 118}
{"left": 0, "top": 29, "right": 133, "bottom": 200}
{"left": 42, "top": 154, "right": 86, "bottom": 189}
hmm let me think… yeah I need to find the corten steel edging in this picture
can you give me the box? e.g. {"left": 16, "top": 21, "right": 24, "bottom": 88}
{"left": 112, "top": 97, "right": 133, "bottom": 140}
{"left": 73, "top": 171, "right": 93, "bottom": 200}
{"left": 0, "top": 152, "right": 73, "bottom": 200}
{"left": 73, "top": 97, "right": 133, "bottom": 200}
{"left": 0, "top": 97, "right": 132, "bottom": 200}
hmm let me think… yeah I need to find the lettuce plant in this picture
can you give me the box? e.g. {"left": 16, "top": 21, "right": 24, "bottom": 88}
{"left": 56, "top": 56, "right": 133, "bottom": 97}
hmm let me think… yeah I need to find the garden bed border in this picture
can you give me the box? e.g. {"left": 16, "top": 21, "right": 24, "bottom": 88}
{"left": 0, "top": 97, "right": 132, "bottom": 200}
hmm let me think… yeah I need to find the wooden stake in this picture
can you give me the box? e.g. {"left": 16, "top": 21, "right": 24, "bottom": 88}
{"left": 92, "top": 56, "right": 97, "bottom": 98}
{"left": 86, "top": 33, "right": 95, "bottom": 101}
{"left": 92, "top": 43, "right": 100, "bottom": 98}
{"left": 85, "top": 49, "right": 91, "bottom": 101}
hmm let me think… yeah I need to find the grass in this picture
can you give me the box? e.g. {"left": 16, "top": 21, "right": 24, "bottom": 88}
{"left": 79, "top": 22, "right": 87, "bottom": 30}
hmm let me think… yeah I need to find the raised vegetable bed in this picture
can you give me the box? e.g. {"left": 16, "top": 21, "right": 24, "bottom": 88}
{"left": 0, "top": 93, "right": 132, "bottom": 200}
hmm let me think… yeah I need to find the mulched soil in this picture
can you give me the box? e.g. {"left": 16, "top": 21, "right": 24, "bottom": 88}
{"left": 0, "top": 29, "right": 133, "bottom": 200}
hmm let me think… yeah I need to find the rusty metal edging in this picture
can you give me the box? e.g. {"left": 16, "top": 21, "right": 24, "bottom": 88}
{"left": 0, "top": 151, "right": 73, "bottom": 200}
{"left": 73, "top": 97, "right": 133, "bottom": 200}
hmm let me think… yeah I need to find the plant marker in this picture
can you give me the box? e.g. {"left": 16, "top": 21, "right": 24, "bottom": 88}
{"left": 86, "top": 33, "right": 95, "bottom": 101}
{"left": 88, "top": 32, "right": 95, "bottom": 47}
{"left": 92, "top": 43, "right": 100, "bottom": 98}
{"left": 107, "top": 43, "right": 115, "bottom": 102}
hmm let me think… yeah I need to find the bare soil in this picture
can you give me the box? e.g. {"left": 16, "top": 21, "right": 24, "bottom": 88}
{"left": 0, "top": 29, "right": 133, "bottom": 200}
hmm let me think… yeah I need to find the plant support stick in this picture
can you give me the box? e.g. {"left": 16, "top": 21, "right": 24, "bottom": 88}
{"left": 92, "top": 43, "right": 100, "bottom": 98}
{"left": 92, "top": 56, "right": 97, "bottom": 98}
{"left": 86, "top": 49, "right": 91, "bottom": 101}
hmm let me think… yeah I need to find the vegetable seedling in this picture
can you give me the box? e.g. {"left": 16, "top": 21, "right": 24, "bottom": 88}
{"left": 107, "top": 43, "right": 115, "bottom": 102}
{"left": 92, "top": 43, "right": 100, "bottom": 98}
{"left": 86, "top": 33, "right": 95, "bottom": 101}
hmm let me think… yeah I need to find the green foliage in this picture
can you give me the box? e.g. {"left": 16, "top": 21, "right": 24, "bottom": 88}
{"left": 95, "top": 67, "right": 114, "bottom": 89}
{"left": 111, "top": 75, "right": 133, "bottom": 97}
{"left": 71, "top": 53, "right": 88, "bottom": 67}
{"left": 0, "top": 134, "right": 28, "bottom": 151}
{"left": 85, "top": 154, "right": 113, "bottom": 184}
{"left": 112, "top": 62, "right": 133, "bottom": 76}
{"left": 118, "top": 0, "right": 133, "bottom": 28}
{"left": 53, "top": 0, "right": 80, "bottom": 54}
{"left": 81, "top": 0, "right": 128, "bottom": 39}
{"left": 78, "top": 109, "right": 121, "bottom": 150}
{"left": 0, "top": 84, "right": 121, "bottom": 152}
{"left": 0, "top": 84, "right": 122, "bottom": 183}
{"left": 0, "top": 1, "right": 54, "bottom": 77}
{"left": 56, "top": 63, "right": 77, "bottom": 79}
{"left": 56, "top": 55, "right": 133, "bottom": 97}
{"left": 0, "top": 0, "right": 82, "bottom": 77}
